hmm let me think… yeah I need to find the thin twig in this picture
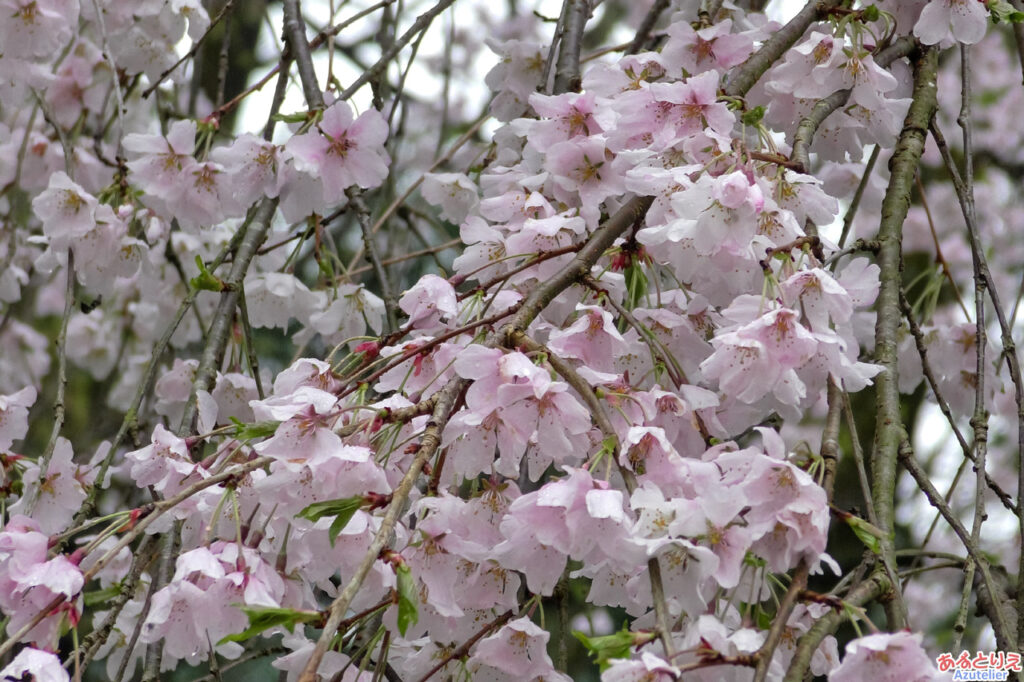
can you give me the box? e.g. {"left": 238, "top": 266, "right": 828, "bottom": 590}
{"left": 836, "top": 145, "right": 880, "bottom": 252}
{"left": 142, "top": 1, "right": 236, "bottom": 99}
{"left": 897, "top": 440, "right": 1016, "bottom": 651}
{"left": 28, "top": 251, "right": 75, "bottom": 513}
{"left": 339, "top": 0, "right": 457, "bottom": 101}
{"left": 346, "top": 110, "right": 489, "bottom": 272}
{"left": 626, "top": 0, "right": 669, "bottom": 55}
{"left": 350, "top": 188, "right": 399, "bottom": 332}
{"left": 930, "top": 119, "right": 1024, "bottom": 646}
{"left": 897, "top": 286, "right": 1014, "bottom": 510}
{"left": 414, "top": 611, "right": 515, "bottom": 682}
{"left": 509, "top": 329, "right": 678, "bottom": 657}
{"left": 959, "top": 41, "right": 989, "bottom": 566}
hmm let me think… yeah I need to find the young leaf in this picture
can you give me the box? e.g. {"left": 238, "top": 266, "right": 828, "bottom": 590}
{"left": 988, "top": 0, "right": 1024, "bottom": 24}
{"left": 741, "top": 105, "right": 766, "bottom": 127}
{"left": 190, "top": 256, "right": 225, "bottom": 292}
{"left": 573, "top": 628, "right": 652, "bottom": 670}
{"left": 230, "top": 417, "right": 280, "bottom": 440}
{"left": 844, "top": 514, "right": 885, "bottom": 555}
{"left": 624, "top": 260, "right": 648, "bottom": 310}
{"left": 295, "top": 497, "right": 363, "bottom": 546}
{"left": 395, "top": 563, "right": 419, "bottom": 636}
{"left": 218, "top": 606, "right": 320, "bottom": 644}
{"left": 83, "top": 584, "right": 122, "bottom": 607}
{"left": 271, "top": 111, "right": 314, "bottom": 123}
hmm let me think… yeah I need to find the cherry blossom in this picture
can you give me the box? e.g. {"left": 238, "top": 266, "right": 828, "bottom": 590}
{"left": 0, "top": 386, "right": 36, "bottom": 452}
{"left": 829, "top": 631, "right": 947, "bottom": 681}
{"left": 0, "top": 646, "right": 69, "bottom": 682}
{"left": 468, "top": 617, "right": 572, "bottom": 681}
{"left": 914, "top": 0, "right": 989, "bottom": 45}
{"left": 0, "top": 1, "right": 1016, "bottom": 680}
{"left": 285, "top": 100, "right": 390, "bottom": 199}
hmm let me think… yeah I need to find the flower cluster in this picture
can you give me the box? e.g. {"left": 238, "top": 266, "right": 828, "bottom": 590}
{"left": 0, "top": 0, "right": 1010, "bottom": 681}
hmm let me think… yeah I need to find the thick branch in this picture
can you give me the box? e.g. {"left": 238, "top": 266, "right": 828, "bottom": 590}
{"left": 282, "top": 0, "right": 324, "bottom": 108}
{"left": 784, "top": 570, "right": 890, "bottom": 681}
{"left": 723, "top": 0, "right": 843, "bottom": 99}
{"left": 791, "top": 36, "right": 917, "bottom": 172}
{"left": 178, "top": 198, "right": 279, "bottom": 436}
{"left": 552, "top": 0, "right": 591, "bottom": 94}
{"left": 871, "top": 44, "right": 938, "bottom": 630}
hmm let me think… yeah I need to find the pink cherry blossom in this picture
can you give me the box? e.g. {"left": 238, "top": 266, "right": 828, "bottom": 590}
{"left": 548, "top": 304, "right": 630, "bottom": 372}
{"left": 0, "top": 0, "right": 78, "bottom": 59}
{"left": 210, "top": 134, "right": 284, "bottom": 206}
{"left": 0, "top": 517, "right": 83, "bottom": 645}
{"left": 285, "top": 101, "right": 390, "bottom": 199}
{"left": 126, "top": 424, "right": 203, "bottom": 496}
{"left": 31, "top": 171, "right": 98, "bottom": 249}
{"left": 244, "top": 272, "right": 318, "bottom": 330}
{"left": 8, "top": 437, "right": 89, "bottom": 534}
{"left": 515, "top": 90, "right": 602, "bottom": 148}
{"left": 123, "top": 119, "right": 198, "bottom": 207}
{"left": 398, "top": 274, "right": 459, "bottom": 329}
{"left": 420, "top": 172, "right": 479, "bottom": 223}
{"left": 469, "top": 617, "right": 571, "bottom": 681}
{"left": 661, "top": 19, "right": 753, "bottom": 75}
{"left": 701, "top": 304, "right": 819, "bottom": 406}
{"left": 0, "top": 386, "right": 36, "bottom": 451}
{"left": 0, "top": 646, "right": 69, "bottom": 682}
{"left": 602, "top": 651, "right": 680, "bottom": 682}
{"left": 914, "top": 0, "right": 988, "bottom": 45}
{"left": 829, "top": 631, "right": 946, "bottom": 681}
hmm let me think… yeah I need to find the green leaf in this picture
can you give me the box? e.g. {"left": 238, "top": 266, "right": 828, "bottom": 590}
{"left": 218, "top": 606, "right": 320, "bottom": 644}
{"left": 845, "top": 514, "right": 885, "bottom": 555}
{"left": 230, "top": 417, "right": 280, "bottom": 440}
{"left": 296, "top": 497, "right": 363, "bottom": 546}
{"left": 573, "top": 628, "right": 651, "bottom": 670}
{"left": 988, "top": 0, "right": 1024, "bottom": 23}
{"left": 83, "top": 584, "right": 123, "bottom": 607}
{"left": 741, "top": 105, "right": 766, "bottom": 127}
{"left": 395, "top": 563, "right": 419, "bottom": 637}
{"left": 624, "top": 261, "right": 648, "bottom": 310}
{"left": 271, "top": 111, "right": 313, "bottom": 123}
{"left": 190, "top": 256, "right": 225, "bottom": 292}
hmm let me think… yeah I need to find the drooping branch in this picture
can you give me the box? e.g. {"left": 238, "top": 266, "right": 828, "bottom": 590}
{"left": 897, "top": 440, "right": 1016, "bottom": 651}
{"left": 626, "top": 0, "right": 670, "bottom": 55}
{"left": 784, "top": 571, "right": 890, "bottom": 681}
{"left": 282, "top": 0, "right": 324, "bottom": 108}
{"left": 869, "top": 44, "right": 937, "bottom": 630}
{"left": 552, "top": 0, "right": 591, "bottom": 93}
{"left": 177, "top": 198, "right": 279, "bottom": 436}
{"left": 339, "top": 0, "right": 458, "bottom": 101}
{"left": 298, "top": 190, "right": 655, "bottom": 681}
{"left": 930, "top": 117, "right": 1024, "bottom": 648}
{"left": 296, "top": 377, "right": 465, "bottom": 682}
{"left": 723, "top": 0, "right": 844, "bottom": 99}
{"left": 791, "top": 36, "right": 917, "bottom": 172}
